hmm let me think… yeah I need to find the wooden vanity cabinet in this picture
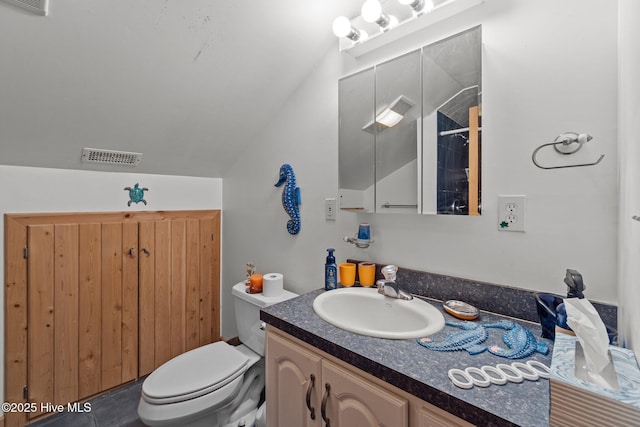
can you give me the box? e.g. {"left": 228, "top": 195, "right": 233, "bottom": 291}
{"left": 265, "top": 327, "right": 473, "bottom": 427}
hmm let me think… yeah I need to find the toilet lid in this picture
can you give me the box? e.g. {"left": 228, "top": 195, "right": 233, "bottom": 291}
{"left": 142, "top": 341, "right": 250, "bottom": 403}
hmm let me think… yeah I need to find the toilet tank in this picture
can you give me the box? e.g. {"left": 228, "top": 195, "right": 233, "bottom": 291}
{"left": 231, "top": 281, "right": 298, "bottom": 356}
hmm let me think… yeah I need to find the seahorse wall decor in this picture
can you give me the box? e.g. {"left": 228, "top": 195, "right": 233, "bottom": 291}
{"left": 274, "top": 163, "right": 301, "bottom": 235}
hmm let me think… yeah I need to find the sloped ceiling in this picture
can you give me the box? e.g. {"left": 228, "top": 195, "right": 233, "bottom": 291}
{"left": 0, "top": 0, "right": 362, "bottom": 178}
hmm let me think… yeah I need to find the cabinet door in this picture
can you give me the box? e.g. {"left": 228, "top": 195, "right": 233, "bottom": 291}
{"left": 411, "top": 399, "right": 474, "bottom": 427}
{"left": 138, "top": 216, "right": 220, "bottom": 375}
{"left": 322, "top": 360, "right": 408, "bottom": 427}
{"left": 26, "top": 222, "right": 139, "bottom": 418}
{"left": 266, "top": 331, "right": 322, "bottom": 427}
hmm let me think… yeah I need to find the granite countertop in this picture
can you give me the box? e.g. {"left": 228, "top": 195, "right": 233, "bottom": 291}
{"left": 261, "top": 288, "right": 554, "bottom": 427}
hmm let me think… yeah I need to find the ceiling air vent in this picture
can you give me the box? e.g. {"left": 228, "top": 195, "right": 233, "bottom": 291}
{"left": 2, "top": 0, "right": 48, "bottom": 15}
{"left": 82, "top": 148, "right": 143, "bottom": 166}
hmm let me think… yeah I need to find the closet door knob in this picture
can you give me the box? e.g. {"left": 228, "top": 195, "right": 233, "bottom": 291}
{"left": 128, "top": 247, "right": 136, "bottom": 258}
{"left": 141, "top": 248, "right": 151, "bottom": 256}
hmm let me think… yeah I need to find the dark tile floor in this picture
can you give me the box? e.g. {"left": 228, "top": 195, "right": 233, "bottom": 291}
{"left": 28, "top": 380, "right": 145, "bottom": 427}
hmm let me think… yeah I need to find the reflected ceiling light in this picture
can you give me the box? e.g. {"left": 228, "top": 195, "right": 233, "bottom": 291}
{"left": 398, "top": 0, "right": 434, "bottom": 15}
{"left": 362, "top": 95, "right": 415, "bottom": 133}
{"left": 376, "top": 109, "right": 404, "bottom": 127}
{"left": 332, "top": 16, "right": 367, "bottom": 42}
{"left": 361, "top": 0, "right": 398, "bottom": 31}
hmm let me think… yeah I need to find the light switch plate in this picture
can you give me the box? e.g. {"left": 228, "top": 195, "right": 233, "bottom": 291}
{"left": 498, "top": 195, "right": 525, "bottom": 232}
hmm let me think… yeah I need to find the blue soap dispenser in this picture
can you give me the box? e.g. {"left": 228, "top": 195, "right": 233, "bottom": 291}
{"left": 325, "top": 248, "right": 337, "bottom": 291}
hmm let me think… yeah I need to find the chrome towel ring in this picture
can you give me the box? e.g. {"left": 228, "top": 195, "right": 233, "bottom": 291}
{"left": 532, "top": 132, "right": 604, "bottom": 169}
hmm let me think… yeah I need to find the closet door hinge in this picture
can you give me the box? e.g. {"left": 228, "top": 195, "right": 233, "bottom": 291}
{"left": 23, "top": 246, "right": 28, "bottom": 259}
{"left": 23, "top": 385, "right": 28, "bottom": 400}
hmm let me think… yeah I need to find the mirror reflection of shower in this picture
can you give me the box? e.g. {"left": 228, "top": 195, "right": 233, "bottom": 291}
{"left": 436, "top": 86, "right": 481, "bottom": 215}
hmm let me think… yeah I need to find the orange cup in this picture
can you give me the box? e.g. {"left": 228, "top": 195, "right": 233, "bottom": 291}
{"left": 358, "top": 262, "right": 376, "bottom": 287}
{"left": 339, "top": 263, "right": 356, "bottom": 287}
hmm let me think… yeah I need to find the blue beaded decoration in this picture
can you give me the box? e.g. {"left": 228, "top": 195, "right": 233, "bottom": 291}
{"left": 417, "top": 321, "right": 490, "bottom": 355}
{"left": 416, "top": 320, "right": 537, "bottom": 357}
{"left": 274, "top": 164, "right": 301, "bottom": 235}
{"left": 485, "top": 321, "right": 549, "bottom": 359}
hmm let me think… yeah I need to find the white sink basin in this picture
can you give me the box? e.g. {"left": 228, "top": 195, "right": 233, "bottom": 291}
{"left": 312, "top": 287, "right": 445, "bottom": 339}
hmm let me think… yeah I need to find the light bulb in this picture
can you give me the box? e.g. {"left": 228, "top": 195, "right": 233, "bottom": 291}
{"left": 362, "top": 0, "right": 395, "bottom": 30}
{"left": 398, "top": 0, "right": 434, "bottom": 14}
{"left": 361, "top": 0, "right": 383, "bottom": 23}
{"left": 332, "top": 16, "right": 366, "bottom": 42}
{"left": 332, "top": 16, "right": 352, "bottom": 38}
{"left": 423, "top": 0, "right": 434, "bottom": 12}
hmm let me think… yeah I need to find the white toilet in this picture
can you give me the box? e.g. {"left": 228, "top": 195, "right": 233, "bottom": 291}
{"left": 138, "top": 281, "right": 297, "bottom": 427}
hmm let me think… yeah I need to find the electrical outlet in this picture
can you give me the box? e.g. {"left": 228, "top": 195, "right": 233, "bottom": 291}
{"left": 325, "top": 198, "right": 337, "bottom": 221}
{"left": 498, "top": 195, "right": 525, "bottom": 232}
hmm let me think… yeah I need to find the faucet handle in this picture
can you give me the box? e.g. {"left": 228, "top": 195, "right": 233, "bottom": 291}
{"left": 381, "top": 265, "right": 398, "bottom": 281}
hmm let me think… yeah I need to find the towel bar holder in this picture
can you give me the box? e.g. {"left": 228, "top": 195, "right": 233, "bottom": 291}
{"left": 532, "top": 132, "right": 604, "bottom": 170}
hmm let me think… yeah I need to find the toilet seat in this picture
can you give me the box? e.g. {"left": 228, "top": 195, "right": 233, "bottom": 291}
{"left": 142, "top": 341, "right": 250, "bottom": 405}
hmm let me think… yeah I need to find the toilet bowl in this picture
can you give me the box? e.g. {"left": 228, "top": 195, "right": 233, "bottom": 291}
{"left": 138, "top": 281, "right": 297, "bottom": 427}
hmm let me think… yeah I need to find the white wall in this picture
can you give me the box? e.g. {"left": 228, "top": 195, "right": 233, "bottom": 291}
{"left": 0, "top": 165, "right": 222, "bottom": 402}
{"left": 617, "top": 0, "right": 640, "bottom": 356}
{"left": 375, "top": 159, "right": 419, "bottom": 214}
{"left": 222, "top": 0, "right": 619, "bottom": 338}
{"left": 221, "top": 49, "right": 361, "bottom": 337}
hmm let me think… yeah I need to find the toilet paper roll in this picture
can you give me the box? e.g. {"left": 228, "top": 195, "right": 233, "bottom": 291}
{"left": 263, "top": 273, "right": 284, "bottom": 297}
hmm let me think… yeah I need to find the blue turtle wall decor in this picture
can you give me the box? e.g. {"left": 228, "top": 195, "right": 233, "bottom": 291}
{"left": 124, "top": 183, "right": 148, "bottom": 206}
{"left": 274, "top": 164, "right": 301, "bottom": 235}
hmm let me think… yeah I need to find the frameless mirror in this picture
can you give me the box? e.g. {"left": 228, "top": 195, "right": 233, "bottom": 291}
{"left": 338, "top": 68, "right": 375, "bottom": 212}
{"left": 422, "top": 26, "right": 481, "bottom": 215}
{"left": 338, "top": 26, "right": 481, "bottom": 215}
{"left": 375, "top": 49, "right": 421, "bottom": 214}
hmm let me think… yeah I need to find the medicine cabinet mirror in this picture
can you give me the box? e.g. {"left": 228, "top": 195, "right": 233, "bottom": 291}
{"left": 338, "top": 26, "right": 482, "bottom": 215}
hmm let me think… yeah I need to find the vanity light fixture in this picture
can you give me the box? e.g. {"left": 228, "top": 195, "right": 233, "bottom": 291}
{"left": 332, "top": 16, "right": 367, "bottom": 42}
{"left": 362, "top": 95, "right": 414, "bottom": 133}
{"left": 398, "top": 0, "right": 434, "bottom": 15}
{"left": 333, "top": 0, "right": 484, "bottom": 57}
{"left": 361, "top": 0, "right": 398, "bottom": 31}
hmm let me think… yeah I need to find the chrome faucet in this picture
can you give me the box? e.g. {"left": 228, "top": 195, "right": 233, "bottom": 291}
{"left": 377, "top": 265, "right": 413, "bottom": 300}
